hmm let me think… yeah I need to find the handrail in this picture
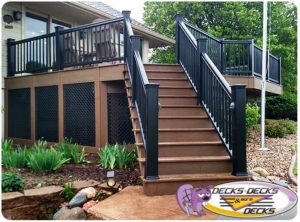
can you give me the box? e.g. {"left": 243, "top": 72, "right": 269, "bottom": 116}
{"left": 123, "top": 11, "right": 159, "bottom": 180}
{"left": 175, "top": 14, "right": 247, "bottom": 176}
{"left": 7, "top": 17, "right": 125, "bottom": 76}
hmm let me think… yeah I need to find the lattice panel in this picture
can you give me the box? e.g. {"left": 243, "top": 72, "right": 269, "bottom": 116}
{"left": 35, "top": 86, "right": 58, "bottom": 142}
{"left": 107, "top": 93, "right": 135, "bottom": 144}
{"left": 8, "top": 88, "right": 31, "bottom": 139}
{"left": 63, "top": 82, "right": 95, "bottom": 146}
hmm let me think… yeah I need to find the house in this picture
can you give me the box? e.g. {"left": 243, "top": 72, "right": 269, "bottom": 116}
{"left": 2, "top": 1, "right": 282, "bottom": 195}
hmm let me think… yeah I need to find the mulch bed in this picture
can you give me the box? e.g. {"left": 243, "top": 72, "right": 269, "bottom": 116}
{"left": 2, "top": 153, "right": 142, "bottom": 190}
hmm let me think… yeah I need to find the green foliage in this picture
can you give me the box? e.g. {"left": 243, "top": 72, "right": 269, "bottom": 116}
{"left": 98, "top": 143, "right": 137, "bottom": 169}
{"left": 144, "top": 2, "right": 297, "bottom": 96}
{"left": 2, "top": 138, "right": 13, "bottom": 152}
{"left": 246, "top": 103, "right": 261, "bottom": 140}
{"left": 27, "top": 146, "right": 70, "bottom": 173}
{"left": 265, "top": 123, "right": 287, "bottom": 138}
{"left": 56, "top": 138, "right": 88, "bottom": 164}
{"left": 93, "top": 190, "right": 112, "bottom": 201}
{"left": 2, "top": 172, "right": 25, "bottom": 193}
{"left": 60, "top": 182, "right": 76, "bottom": 201}
{"left": 266, "top": 94, "right": 297, "bottom": 121}
{"left": 2, "top": 147, "right": 31, "bottom": 169}
{"left": 293, "top": 145, "right": 297, "bottom": 176}
{"left": 265, "top": 119, "right": 297, "bottom": 138}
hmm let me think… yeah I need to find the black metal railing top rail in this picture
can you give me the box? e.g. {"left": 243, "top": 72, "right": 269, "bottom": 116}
{"left": 184, "top": 20, "right": 281, "bottom": 84}
{"left": 176, "top": 14, "right": 247, "bottom": 176}
{"left": 123, "top": 12, "right": 159, "bottom": 180}
{"left": 7, "top": 17, "right": 125, "bottom": 76}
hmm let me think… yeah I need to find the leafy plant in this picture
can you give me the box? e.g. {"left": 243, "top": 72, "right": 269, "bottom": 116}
{"left": 60, "top": 182, "right": 76, "bottom": 201}
{"left": 27, "top": 146, "right": 70, "bottom": 173}
{"left": 98, "top": 143, "right": 137, "bottom": 169}
{"left": 56, "top": 138, "right": 88, "bottom": 164}
{"left": 1, "top": 139, "right": 14, "bottom": 152}
{"left": 3, "top": 147, "right": 31, "bottom": 169}
{"left": 93, "top": 190, "right": 112, "bottom": 201}
{"left": 2, "top": 172, "right": 25, "bottom": 193}
{"left": 265, "top": 123, "right": 287, "bottom": 138}
{"left": 246, "top": 103, "right": 261, "bottom": 140}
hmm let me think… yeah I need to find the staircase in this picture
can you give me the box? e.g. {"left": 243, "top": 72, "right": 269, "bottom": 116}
{"left": 125, "top": 64, "right": 249, "bottom": 196}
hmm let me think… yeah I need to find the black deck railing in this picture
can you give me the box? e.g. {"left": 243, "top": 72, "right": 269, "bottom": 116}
{"left": 184, "top": 19, "right": 281, "bottom": 85}
{"left": 123, "top": 11, "right": 159, "bottom": 180}
{"left": 7, "top": 17, "right": 125, "bottom": 76}
{"left": 176, "top": 14, "right": 247, "bottom": 176}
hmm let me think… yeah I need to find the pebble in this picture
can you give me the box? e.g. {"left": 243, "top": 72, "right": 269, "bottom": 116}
{"left": 68, "top": 192, "right": 87, "bottom": 208}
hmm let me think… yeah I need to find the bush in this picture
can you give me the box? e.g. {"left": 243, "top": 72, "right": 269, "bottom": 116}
{"left": 246, "top": 103, "right": 261, "bottom": 140}
{"left": 2, "top": 172, "right": 25, "bottom": 193}
{"left": 265, "top": 123, "right": 287, "bottom": 138}
{"left": 56, "top": 138, "right": 87, "bottom": 164}
{"left": 98, "top": 143, "right": 137, "bottom": 169}
{"left": 27, "top": 146, "right": 70, "bottom": 173}
{"left": 265, "top": 119, "right": 297, "bottom": 138}
{"left": 60, "top": 182, "right": 76, "bottom": 201}
{"left": 266, "top": 94, "right": 297, "bottom": 121}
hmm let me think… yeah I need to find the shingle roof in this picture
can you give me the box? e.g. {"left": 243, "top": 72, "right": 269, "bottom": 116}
{"left": 81, "top": 1, "right": 153, "bottom": 32}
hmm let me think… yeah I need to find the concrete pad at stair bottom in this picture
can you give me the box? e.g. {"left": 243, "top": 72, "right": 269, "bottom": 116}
{"left": 87, "top": 186, "right": 218, "bottom": 220}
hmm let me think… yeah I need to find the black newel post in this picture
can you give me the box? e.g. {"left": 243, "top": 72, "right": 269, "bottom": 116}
{"left": 175, "top": 14, "right": 183, "bottom": 64}
{"left": 7, "top": 38, "right": 16, "bottom": 76}
{"left": 231, "top": 85, "right": 247, "bottom": 176}
{"left": 248, "top": 38, "right": 254, "bottom": 76}
{"left": 145, "top": 83, "right": 159, "bottom": 180}
{"left": 197, "top": 38, "right": 207, "bottom": 104}
{"left": 54, "top": 26, "right": 64, "bottom": 71}
{"left": 122, "top": 10, "right": 131, "bottom": 62}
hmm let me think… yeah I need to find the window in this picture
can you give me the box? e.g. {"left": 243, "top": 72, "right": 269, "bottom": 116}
{"left": 25, "top": 13, "right": 47, "bottom": 38}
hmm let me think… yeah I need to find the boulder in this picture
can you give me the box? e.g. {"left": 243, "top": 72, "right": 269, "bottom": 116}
{"left": 79, "top": 187, "right": 96, "bottom": 199}
{"left": 251, "top": 167, "right": 269, "bottom": 177}
{"left": 53, "top": 206, "right": 68, "bottom": 220}
{"left": 68, "top": 193, "right": 87, "bottom": 208}
{"left": 83, "top": 200, "right": 97, "bottom": 212}
{"left": 56, "top": 207, "right": 86, "bottom": 220}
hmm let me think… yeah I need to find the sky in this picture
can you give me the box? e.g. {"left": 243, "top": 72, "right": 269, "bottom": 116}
{"left": 100, "top": 0, "right": 146, "bottom": 23}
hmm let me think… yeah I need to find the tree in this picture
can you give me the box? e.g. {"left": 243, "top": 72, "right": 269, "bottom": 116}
{"left": 144, "top": 2, "right": 297, "bottom": 111}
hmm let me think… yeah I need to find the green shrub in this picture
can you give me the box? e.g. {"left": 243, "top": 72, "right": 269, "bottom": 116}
{"left": 265, "top": 123, "right": 287, "bottom": 138}
{"left": 27, "top": 146, "right": 70, "bottom": 173}
{"left": 280, "top": 119, "right": 297, "bottom": 134}
{"left": 266, "top": 94, "right": 297, "bottom": 121}
{"left": 2, "top": 139, "right": 13, "bottom": 152}
{"left": 2, "top": 172, "right": 25, "bottom": 193}
{"left": 56, "top": 138, "right": 87, "bottom": 164}
{"left": 246, "top": 103, "right": 261, "bottom": 140}
{"left": 98, "top": 143, "right": 137, "bottom": 169}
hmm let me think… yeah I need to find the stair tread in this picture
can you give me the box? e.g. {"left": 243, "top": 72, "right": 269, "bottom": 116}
{"left": 132, "top": 116, "right": 208, "bottom": 119}
{"left": 129, "top": 104, "right": 202, "bottom": 108}
{"left": 138, "top": 156, "right": 231, "bottom": 163}
{"left": 133, "top": 128, "right": 215, "bottom": 132}
{"left": 126, "top": 85, "right": 193, "bottom": 89}
{"left": 148, "top": 77, "right": 187, "bottom": 80}
{"left": 127, "top": 95, "right": 197, "bottom": 98}
{"left": 142, "top": 173, "right": 249, "bottom": 183}
{"left": 136, "top": 141, "right": 223, "bottom": 146}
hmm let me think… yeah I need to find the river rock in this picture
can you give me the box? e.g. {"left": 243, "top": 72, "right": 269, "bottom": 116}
{"left": 83, "top": 200, "right": 97, "bottom": 211}
{"left": 79, "top": 187, "right": 96, "bottom": 199}
{"left": 53, "top": 206, "right": 68, "bottom": 220}
{"left": 252, "top": 167, "right": 269, "bottom": 177}
{"left": 56, "top": 207, "right": 86, "bottom": 220}
{"left": 68, "top": 192, "right": 87, "bottom": 208}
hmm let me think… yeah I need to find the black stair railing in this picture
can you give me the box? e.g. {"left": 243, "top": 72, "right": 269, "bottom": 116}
{"left": 123, "top": 11, "right": 159, "bottom": 180}
{"left": 176, "top": 14, "right": 247, "bottom": 176}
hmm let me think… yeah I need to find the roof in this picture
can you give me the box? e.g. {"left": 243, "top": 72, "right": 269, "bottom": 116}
{"left": 80, "top": 1, "right": 175, "bottom": 48}
{"left": 81, "top": 1, "right": 153, "bottom": 32}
